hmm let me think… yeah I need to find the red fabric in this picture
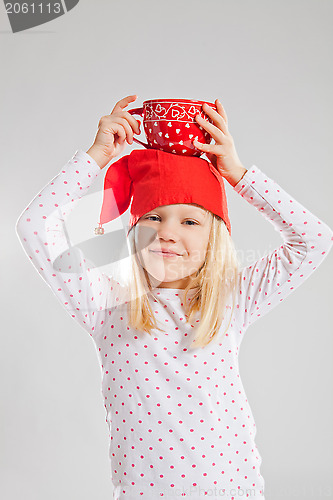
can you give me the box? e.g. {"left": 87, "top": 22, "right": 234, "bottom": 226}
{"left": 98, "top": 148, "right": 231, "bottom": 235}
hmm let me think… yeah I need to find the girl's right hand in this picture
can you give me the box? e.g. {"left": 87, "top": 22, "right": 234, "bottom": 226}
{"left": 86, "top": 95, "right": 141, "bottom": 169}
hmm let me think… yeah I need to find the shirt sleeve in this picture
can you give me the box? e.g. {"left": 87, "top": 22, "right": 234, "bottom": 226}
{"left": 15, "top": 149, "right": 128, "bottom": 339}
{"left": 232, "top": 165, "right": 333, "bottom": 332}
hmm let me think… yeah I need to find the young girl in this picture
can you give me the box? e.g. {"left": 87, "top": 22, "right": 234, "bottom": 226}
{"left": 16, "top": 95, "right": 332, "bottom": 499}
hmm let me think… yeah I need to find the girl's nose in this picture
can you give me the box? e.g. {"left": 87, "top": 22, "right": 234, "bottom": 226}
{"left": 156, "top": 222, "right": 180, "bottom": 242}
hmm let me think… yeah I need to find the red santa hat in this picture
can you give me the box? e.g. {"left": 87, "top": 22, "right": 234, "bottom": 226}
{"left": 95, "top": 148, "right": 231, "bottom": 236}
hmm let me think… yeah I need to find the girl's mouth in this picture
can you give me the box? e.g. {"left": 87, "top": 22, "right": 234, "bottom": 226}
{"left": 150, "top": 251, "right": 181, "bottom": 258}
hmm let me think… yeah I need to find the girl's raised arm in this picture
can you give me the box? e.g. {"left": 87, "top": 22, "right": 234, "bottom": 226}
{"left": 15, "top": 150, "right": 124, "bottom": 339}
{"left": 15, "top": 96, "right": 140, "bottom": 339}
{"left": 193, "top": 100, "right": 332, "bottom": 335}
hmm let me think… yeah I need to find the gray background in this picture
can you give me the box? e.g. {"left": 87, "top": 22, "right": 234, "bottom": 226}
{"left": 1, "top": 0, "right": 332, "bottom": 499}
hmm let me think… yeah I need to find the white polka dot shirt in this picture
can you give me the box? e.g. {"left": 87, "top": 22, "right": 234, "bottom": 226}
{"left": 15, "top": 150, "right": 333, "bottom": 499}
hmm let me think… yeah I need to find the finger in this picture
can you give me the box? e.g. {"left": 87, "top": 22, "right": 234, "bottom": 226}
{"left": 202, "top": 103, "right": 228, "bottom": 134}
{"left": 113, "top": 116, "right": 135, "bottom": 144}
{"left": 215, "top": 99, "right": 228, "bottom": 127}
{"left": 193, "top": 139, "right": 228, "bottom": 157}
{"left": 195, "top": 113, "right": 226, "bottom": 143}
{"left": 123, "top": 111, "right": 141, "bottom": 135}
{"left": 110, "top": 122, "right": 127, "bottom": 144}
{"left": 111, "top": 95, "right": 138, "bottom": 114}
{"left": 192, "top": 139, "right": 215, "bottom": 153}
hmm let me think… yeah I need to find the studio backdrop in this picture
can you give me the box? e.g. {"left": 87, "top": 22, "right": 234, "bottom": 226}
{"left": 1, "top": 1, "right": 332, "bottom": 499}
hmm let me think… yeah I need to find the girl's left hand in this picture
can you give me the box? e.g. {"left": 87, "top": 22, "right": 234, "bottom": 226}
{"left": 193, "top": 100, "right": 246, "bottom": 183}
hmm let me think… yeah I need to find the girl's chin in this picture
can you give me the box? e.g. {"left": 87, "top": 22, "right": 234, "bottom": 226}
{"left": 145, "top": 268, "right": 191, "bottom": 286}
{"left": 143, "top": 264, "right": 179, "bottom": 283}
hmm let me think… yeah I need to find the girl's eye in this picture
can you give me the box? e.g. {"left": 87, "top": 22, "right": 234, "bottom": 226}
{"left": 145, "top": 216, "right": 198, "bottom": 225}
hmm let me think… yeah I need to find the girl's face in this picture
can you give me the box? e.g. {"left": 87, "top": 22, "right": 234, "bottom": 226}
{"left": 135, "top": 204, "right": 212, "bottom": 289}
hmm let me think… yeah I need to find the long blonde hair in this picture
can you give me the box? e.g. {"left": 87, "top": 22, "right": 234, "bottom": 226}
{"left": 126, "top": 211, "right": 240, "bottom": 349}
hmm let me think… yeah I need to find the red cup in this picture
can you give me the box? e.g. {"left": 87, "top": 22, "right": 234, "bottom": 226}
{"left": 128, "top": 98, "right": 216, "bottom": 157}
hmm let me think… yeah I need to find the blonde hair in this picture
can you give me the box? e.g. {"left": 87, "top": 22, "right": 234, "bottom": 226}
{"left": 126, "top": 211, "right": 240, "bottom": 349}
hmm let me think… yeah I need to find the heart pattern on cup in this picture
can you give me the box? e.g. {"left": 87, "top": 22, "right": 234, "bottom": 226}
{"left": 132, "top": 99, "right": 216, "bottom": 156}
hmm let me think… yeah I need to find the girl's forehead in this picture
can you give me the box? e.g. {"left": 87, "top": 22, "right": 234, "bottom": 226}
{"left": 148, "top": 203, "right": 207, "bottom": 214}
